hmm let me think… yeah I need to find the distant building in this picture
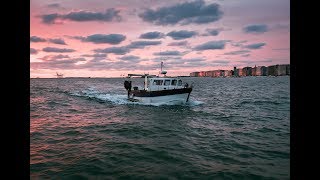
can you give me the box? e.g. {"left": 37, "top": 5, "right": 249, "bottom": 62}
{"left": 220, "top": 70, "right": 225, "bottom": 77}
{"left": 242, "top": 67, "right": 252, "bottom": 76}
{"left": 252, "top": 65, "right": 257, "bottom": 76}
{"left": 278, "top": 64, "right": 290, "bottom": 76}
{"left": 204, "top": 71, "right": 212, "bottom": 77}
{"left": 267, "top": 65, "right": 277, "bottom": 76}
{"left": 238, "top": 68, "right": 243, "bottom": 76}
{"left": 199, "top": 71, "right": 206, "bottom": 77}
{"left": 233, "top": 67, "right": 238, "bottom": 77}
{"left": 211, "top": 71, "right": 217, "bottom": 77}
{"left": 224, "top": 70, "right": 232, "bottom": 77}
{"left": 261, "top": 66, "right": 268, "bottom": 76}
{"left": 217, "top": 70, "right": 226, "bottom": 77}
{"left": 190, "top": 72, "right": 199, "bottom": 77}
{"left": 256, "top": 66, "right": 267, "bottom": 76}
{"left": 268, "top": 64, "right": 290, "bottom": 76}
{"left": 190, "top": 64, "right": 289, "bottom": 78}
{"left": 276, "top": 65, "right": 287, "bottom": 76}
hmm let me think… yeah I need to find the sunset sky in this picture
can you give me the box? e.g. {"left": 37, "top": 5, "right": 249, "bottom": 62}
{"left": 30, "top": 0, "right": 290, "bottom": 78}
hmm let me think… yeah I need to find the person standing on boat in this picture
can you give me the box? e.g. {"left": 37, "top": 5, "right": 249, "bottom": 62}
{"left": 124, "top": 80, "right": 132, "bottom": 98}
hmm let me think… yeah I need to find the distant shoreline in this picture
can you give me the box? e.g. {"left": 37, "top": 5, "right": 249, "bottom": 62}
{"left": 30, "top": 75, "right": 290, "bottom": 79}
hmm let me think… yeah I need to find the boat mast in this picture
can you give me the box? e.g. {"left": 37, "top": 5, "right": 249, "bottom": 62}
{"left": 160, "top": 62, "right": 167, "bottom": 77}
{"left": 144, "top": 74, "right": 148, "bottom": 90}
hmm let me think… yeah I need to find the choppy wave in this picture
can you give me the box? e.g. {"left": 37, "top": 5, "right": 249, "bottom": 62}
{"left": 69, "top": 88, "right": 204, "bottom": 107}
{"left": 31, "top": 77, "right": 290, "bottom": 179}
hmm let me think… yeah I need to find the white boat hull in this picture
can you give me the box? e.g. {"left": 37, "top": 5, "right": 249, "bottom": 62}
{"left": 130, "top": 93, "right": 190, "bottom": 104}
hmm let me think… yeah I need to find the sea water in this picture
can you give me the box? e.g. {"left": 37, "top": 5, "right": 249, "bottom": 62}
{"left": 30, "top": 76, "right": 290, "bottom": 179}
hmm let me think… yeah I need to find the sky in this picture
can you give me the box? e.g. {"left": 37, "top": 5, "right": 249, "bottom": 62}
{"left": 30, "top": 0, "right": 290, "bottom": 78}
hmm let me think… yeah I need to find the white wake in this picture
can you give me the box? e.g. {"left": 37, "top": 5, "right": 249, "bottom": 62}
{"left": 69, "top": 88, "right": 203, "bottom": 107}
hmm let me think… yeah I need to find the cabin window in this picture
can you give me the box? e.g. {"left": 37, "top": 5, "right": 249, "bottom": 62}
{"left": 164, "top": 80, "right": 171, "bottom": 86}
{"left": 154, "top": 80, "right": 163, "bottom": 85}
{"left": 178, "top": 80, "right": 182, "bottom": 86}
{"left": 171, "top": 80, "right": 177, "bottom": 86}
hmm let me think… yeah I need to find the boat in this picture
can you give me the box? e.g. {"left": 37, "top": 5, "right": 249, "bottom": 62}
{"left": 56, "top": 72, "right": 64, "bottom": 78}
{"left": 124, "top": 62, "right": 193, "bottom": 103}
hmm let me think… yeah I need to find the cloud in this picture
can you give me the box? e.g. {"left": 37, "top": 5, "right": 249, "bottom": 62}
{"left": 67, "top": 36, "right": 85, "bottom": 40}
{"left": 205, "top": 29, "right": 219, "bottom": 36}
{"left": 81, "top": 54, "right": 107, "bottom": 62}
{"left": 272, "top": 48, "right": 290, "bottom": 51}
{"left": 90, "top": 57, "right": 106, "bottom": 62}
{"left": 139, "top": 31, "right": 165, "bottom": 39}
{"left": 40, "top": 8, "right": 122, "bottom": 24}
{"left": 31, "top": 36, "right": 67, "bottom": 45}
{"left": 244, "top": 43, "right": 266, "bottom": 49}
{"left": 202, "top": 28, "right": 224, "bottom": 36}
{"left": 127, "top": 40, "right": 162, "bottom": 49}
{"left": 32, "top": 53, "right": 153, "bottom": 71}
{"left": 243, "top": 24, "right": 268, "bottom": 34}
{"left": 30, "top": 48, "right": 38, "bottom": 54}
{"left": 194, "top": 40, "right": 227, "bottom": 51}
{"left": 153, "top": 51, "right": 183, "bottom": 56}
{"left": 41, "top": 13, "right": 59, "bottom": 24}
{"left": 78, "top": 34, "right": 126, "bottom": 44}
{"left": 236, "top": 59, "right": 272, "bottom": 64}
{"left": 152, "top": 56, "right": 181, "bottom": 61}
{"left": 211, "top": 60, "right": 230, "bottom": 64}
{"left": 68, "top": 58, "right": 86, "bottom": 62}
{"left": 231, "top": 40, "right": 248, "bottom": 47}
{"left": 236, "top": 60, "right": 253, "bottom": 64}
{"left": 81, "top": 53, "right": 107, "bottom": 58}
{"left": 94, "top": 47, "right": 130, "bottom": 55}
{"left": 167, "top": 30, "right": 197, "bottom": 40}
{"left": 31, "top": 57, "right": 87, "bottom": 70}
{"left": 39, "top": 54, "right": 70, "bottom": 61}
{"left": 64, "top": 9, "right": 121, "bottom": 22}
{"left": 119, "top": 55, "right": 140, "bottom": 60}
{"left": 172, "top": 62, "right": 207, "bottom": 68}
{"left": 93, "top": 41, "right": 162, "bottom": 55}
{"left": 79, "top": 60, "right": 151, "bottom": 71}
{"left": 167, "top": 41, "right": 188, "bottom": 46}
{"left": 139, "top": 0, "right": 223, "bottom": 25}
{"left": 32, "top": 59, "right": 152, "bottom": 71}
{"left": 33, "top": 55, "right": 206, "bottom": 71}
{"left": 241, "top": 54, "right": 250, "bottom": 57}
{"left": 182, "top": 58, "right": 205, "bottom": 62}
{"left": 118, "top": 55, "right": 141, "bottom": 63}
{"left": 42, "top": 47, "right": 76, "bottom": 53}
{"left": 152, "top": 57, "right": 206, "bottom": 69}
{"left": 171, "top": 58, "right": 208, "bottom": 68}
{"left": 272, "top": 24, "right": 290, "bottom": 32}
{"left": 30, "top": 36, "right": 46, "bottom": 42}
{"left": 259, "top": 59, "right": 273, "bottom": 63}
{"left": 48, "top": 38, "right": 67, "bottom": 45}
{"left": 224, "top": 50, "right": 250, "bottom": 55}
{"left": 47, "top": 3, "right": 61, "bottom": 8}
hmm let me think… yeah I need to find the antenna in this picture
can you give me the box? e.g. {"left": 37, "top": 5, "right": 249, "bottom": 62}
{"left": 160, "top": 62, "right": 167, "bottom": 76}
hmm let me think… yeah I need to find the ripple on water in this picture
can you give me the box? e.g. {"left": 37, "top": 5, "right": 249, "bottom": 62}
{"left": 30, "top": 77, "right": 290, "bottom": 179}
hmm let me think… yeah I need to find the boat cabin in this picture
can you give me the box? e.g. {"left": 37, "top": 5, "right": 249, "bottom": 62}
{"left": 147, "top": 77, "right": 186, "bottom": 91}
{"left": 126, "top": 72, "right": 190, "bottom": 92}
